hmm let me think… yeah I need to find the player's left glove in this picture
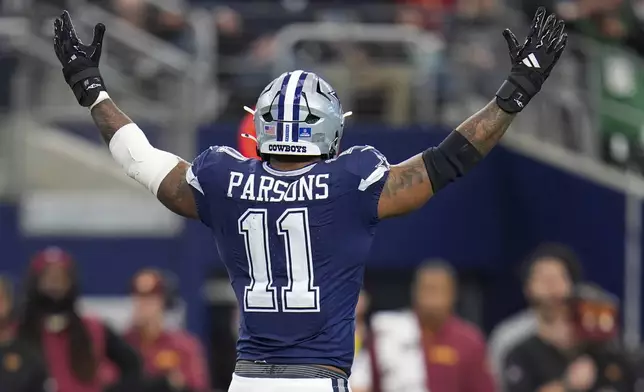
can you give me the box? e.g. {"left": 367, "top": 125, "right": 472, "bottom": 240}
{"left": 495, "top": 7, "right": 568, "bottom": 114}
{"left": 53, "top": 10, "right": 107, "bottom": 108}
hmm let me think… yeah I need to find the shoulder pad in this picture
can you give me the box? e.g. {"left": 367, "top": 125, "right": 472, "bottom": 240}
{"left": 331, "top": 145, "right": 390, "bottom": 191}
{"left": 188, "top": 146, "right": 249, "bottom": 195}
{"left": 193, "top": 146, "right": 248, "bottom": 169}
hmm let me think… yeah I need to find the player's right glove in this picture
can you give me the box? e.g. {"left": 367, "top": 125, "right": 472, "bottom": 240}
{"left": 53, "top": 10, "right": 107, "bottom": 108}
{"left": 495, "top": 7, "right": 568, "bottom": 114}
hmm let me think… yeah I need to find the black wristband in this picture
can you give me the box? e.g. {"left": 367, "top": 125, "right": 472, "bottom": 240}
{"left": 67, "top": 67, "right": 101, "bottom": 87}
{"left": 495, "top": 80, "right": 528, "bottom": 114}
{"left": 496, "top": 71, "right": 543, "bottom": 114}
{"left": 422, "top": 131, "right": 482, "bottom": 192}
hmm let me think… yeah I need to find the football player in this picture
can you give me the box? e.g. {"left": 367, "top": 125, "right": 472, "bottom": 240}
{"left": 53, "top": 8, "right": 567, "bottom": 392}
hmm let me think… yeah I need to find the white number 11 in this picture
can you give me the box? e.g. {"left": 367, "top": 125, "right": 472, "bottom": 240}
{"left": 238, "top": 207, "right": 320, "bottom": 312}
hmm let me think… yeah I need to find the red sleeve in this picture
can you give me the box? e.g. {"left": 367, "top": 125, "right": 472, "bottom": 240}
{"left": 462, "top": 332, "right": 496, "bottom": 392}
{"left": 182, "top": 335, "right": 210, "bottom": 392}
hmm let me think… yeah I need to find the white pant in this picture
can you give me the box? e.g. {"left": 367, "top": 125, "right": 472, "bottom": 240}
{"left": 228, "top": 374, "right": 352, "bottom": 392}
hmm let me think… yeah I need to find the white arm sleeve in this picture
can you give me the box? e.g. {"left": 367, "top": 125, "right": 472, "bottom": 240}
{"left": 108, "top": 123, "right": 182, "bottom": 195}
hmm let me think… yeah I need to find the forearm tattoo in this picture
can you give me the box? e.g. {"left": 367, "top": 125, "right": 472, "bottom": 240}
{"left": 455, "top": 100, "right": 516, "bottom": 156}
{"left": 90, "top": 100, "right": 133, "bottom": 145}
{"left": 381, "top": 155, "right": 428, "bottom": 198}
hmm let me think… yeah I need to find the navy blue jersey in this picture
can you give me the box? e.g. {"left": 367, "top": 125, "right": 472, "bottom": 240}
{"left": 187, "top": 145, "right": 389, "bottom": 372}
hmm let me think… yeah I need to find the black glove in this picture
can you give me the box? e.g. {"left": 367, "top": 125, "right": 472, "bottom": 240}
{"left": 53, "top": 10, "right": 107, "bottom": 107}
{"left": 496, "top": 7, "right": 568, "bottom": 114}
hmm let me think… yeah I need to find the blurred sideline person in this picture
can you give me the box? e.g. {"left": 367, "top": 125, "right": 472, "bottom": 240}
{"left": 504, "top": 277, "right": 635, "bottom": 390}
{"left": 18, "top": 247, "right": 142, "bottom": 392}
{"left": 123, "top": 269, "right": 210, "bottom": 392}
{"left": 0, "top": 275, "right": 50, "bottom": 392}
{"left": 351, "top": 290, "right": 372, "bottom": 392}
{"left": 53, "top": 7, "right": 567, "bottom": 392}
{"left": 488, "top": 243, "right": 582, "bottom": 388}
{"left": 354, "top": 290, "right": 370, "bottom": 360}
{"left": 351, "top": 260, "right": 495, "bottom": 392}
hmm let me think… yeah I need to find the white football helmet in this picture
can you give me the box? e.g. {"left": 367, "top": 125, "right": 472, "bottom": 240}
{"left": 247, "top": 70, "right": 350, "bottom": 159}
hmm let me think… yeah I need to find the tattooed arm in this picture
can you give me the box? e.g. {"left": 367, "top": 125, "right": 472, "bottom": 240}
{"left": 377, "top": 100, "right": 516, "bottom": 219}
{"left": 91, "top": 100, "right": 199, "bottom": 219}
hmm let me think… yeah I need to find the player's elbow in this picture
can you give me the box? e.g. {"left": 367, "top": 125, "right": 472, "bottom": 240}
{"left": 422, "top": 131, "right": 482, "bottom": 193}
{"left": 377, "top": 158, "right": 433, "bottom": 219}
{"left": 109, "top": 123, "right": 181, "bottom": 195}
{"left": 156, "top": 161, "right": 200, "bottom": 219}
{"left": 377, "top": 192, "right": 430, "bottom": 219}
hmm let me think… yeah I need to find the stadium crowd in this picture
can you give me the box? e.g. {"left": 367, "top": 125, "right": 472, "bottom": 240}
{"left": 20, "top": 0, "right": 643, "bottom": 168}
{"left": 0, "top": 243, "right": 641, "bottom": 392}
{"left": 0, "top": 248, "right": 210, "bottom": 392}
{"left": 25, "top": 0, "right": 644, "bottom": 122}
{"left": 91, "top": 0, "right": 644, "bottom": 122}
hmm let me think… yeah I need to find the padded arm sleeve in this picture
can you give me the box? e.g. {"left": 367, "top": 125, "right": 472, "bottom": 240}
{"left": 108, "top": 123, "right": 181, "bottom": 195}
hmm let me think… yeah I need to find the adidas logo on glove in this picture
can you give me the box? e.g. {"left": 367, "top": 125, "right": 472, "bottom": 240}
{"left": 521, "top": 53, "right": 541, "bottom": 68}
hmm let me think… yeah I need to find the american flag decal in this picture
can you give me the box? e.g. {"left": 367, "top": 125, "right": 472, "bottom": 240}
{"left": 264, "top": 125, "right": 276, "bottom": 135}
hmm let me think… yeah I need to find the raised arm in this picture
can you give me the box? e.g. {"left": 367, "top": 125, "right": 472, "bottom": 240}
{"left": 378, "top": 7, "right": 567, "bottom": 219}
{"left": 378, "top": 101, "right": 514, "bottom": 218}
{"left": 53, "top": 11, "right": 198, "bottom": 219}
{"left": 90, "top": 101, "right": 198, "bottom": 218}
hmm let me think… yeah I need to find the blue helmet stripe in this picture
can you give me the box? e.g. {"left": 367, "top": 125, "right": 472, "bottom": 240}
{"left": 276, "top": 73, "right": 291, "bottom": 142}
{"left": 291, "top": 72, "right": 309, "bottom": 142}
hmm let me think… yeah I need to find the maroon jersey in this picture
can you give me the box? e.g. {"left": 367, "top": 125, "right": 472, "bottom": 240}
{"left": 361, "top": 313, "right": 496, "bottom": 392}
{"left": 42, "top": 317, "right": 107, "bottom": 392}
{"left": 421, "top": 316, "right": 495, "bottom": 392}
{"left": 124, "top": 328, "right": 209, "bottom": 392}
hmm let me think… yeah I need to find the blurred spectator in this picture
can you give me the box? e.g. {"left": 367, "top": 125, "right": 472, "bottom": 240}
{"left": 503, "top": 278, "right": 635, "bottom": 392}
{"left": 213, "top": 0, "right": 415, "bottom": 124}
{"left": 396, "top": 0, "right": 456, "bottom": 31}
{"left": 518, "top": 0, "right": 644, "bottom": 55}
{"left": 212, "top": 5, "right": 251, "bottom": 90}
{"left": 110, "top": 0, "right": 191, "bottom": 47}
{"left": 321, "top": 53, "right": 413, "bottom": 127}
{"left": 489, "top": 243, "right": 583, "bottom": 389}
{"left": 632, "top": 345, "right": 644, "bottom": 389}
{"left": 488, "top": 311, "right": 537, "bottom": 389}
{"left": 351, "top": 289, "right": 372, "bottom": 392}
{"left": 123, "top": 269, "right": 210, "bottom": 392}
{"left": 354, "top": 289, "right": 371, "bottom": 359}
{"left": 0, "top": 274, "right": 50, "bottom": 392}
{"left": 18, "top": 247, "right": 142, "bottom": 392}
{"left": 212, "top": 3, "right": 305, "bottom": 117}
{"left": 350, "top": 260, "right": 495, "bottom": 392}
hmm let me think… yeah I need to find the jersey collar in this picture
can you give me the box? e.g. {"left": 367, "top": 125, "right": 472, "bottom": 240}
{"left": 262, "top": 161, "right": 317, "bottom": 177}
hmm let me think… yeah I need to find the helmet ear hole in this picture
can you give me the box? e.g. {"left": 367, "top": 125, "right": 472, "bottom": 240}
{"left": 262, "top": 112, "right": 274, "bottom": 122}
{"left": 305, "top": 114, "right": 320, "bottom": 124}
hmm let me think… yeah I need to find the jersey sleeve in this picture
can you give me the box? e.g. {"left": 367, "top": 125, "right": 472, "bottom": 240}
{"left": 186, "top": 146, "right": 248, "bottom": 227}
{"left": 338, "top": 145, "right": 390, "bottom": 223}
